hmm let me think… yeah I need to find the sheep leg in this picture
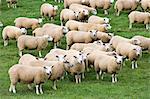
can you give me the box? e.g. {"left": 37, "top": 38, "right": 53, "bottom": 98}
{"left": 116, "top": 11, "right": 120, "bottom": 16}
{"left": 4, "top": 40, "right": 8, "bottom": 46}
{"left": 146, "top": 24, "right": 149, "bottom": 30}
{"left": 82, "top": 73, "right": 85, "bottom": 79}
{"left": 96, "top": 71, "right": 100, "bottom": 80}
{"left": 129, "top": 23, "right": 132, "bottom": 29}
{"left": 78, "top": 74, "right": 81, "bottom": 83}
{"left": 54, "top": 43, "right": 57, "bottom": 49}
{"left": 104, "top": 10, "right": 108, "bottom": 15}
{"left": 75, "top": 75, "right": 78, "bottom": 84}
{"left": 100, "top": 70, "right": 104, "bottom": 80}
{"left": 7, "top": 3, "right": 10, "bottom": 8}
{"left": 131, "top": 61, "right": 135, "bottom": 69}
{"left": 114, "top": 74, "right": 117, "bottom": 82}
{"left": 38, "top": 51, "right": 42, "bottom": 57}
{"left": 19, "top": 51, "right": 23, "bottom": 57}
{"left": 135, "top": 61, "right": 138, "bottom": 68}
{"left": 39, "top": 84, "right": 43, "bottom": 94}
{"left": 9, "top": 84, "right": 16, "bottom": 93}
{"left": 27, "top": 84, "right": 33, "bottom": 90}
{"left": 85, "top": 59, "right": 89, "bottom": 72}
{"left": 111, "top": 74, "right": 115, "bottom": 83}
{"left": 35, "top": 85, "right": 40, "bottom": 95}
{"left": 52, "top": 80, "right": 57, "bottom": 90}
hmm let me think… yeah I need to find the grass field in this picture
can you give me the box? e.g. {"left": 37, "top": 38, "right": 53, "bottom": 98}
{"left": 0, "top": 0, "right": 150, "bottom": 98}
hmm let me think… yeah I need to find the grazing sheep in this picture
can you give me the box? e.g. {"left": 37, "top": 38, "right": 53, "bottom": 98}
{"left": 65, "top": 20, "right": 82, "bottom": 31}
{"left": 116, "top": 42, "right": 142, "bottom": 69}
{"left": 128, "top": 11, "right": 150, "bottom": 29}
{"left": 8, "top": 64, "right": 53, "bottom": 95}
{"left": 140, "top": 0, "right": 150, "bottom": 11}
{"left": 94, "top": 53, "right": 123, "bottom": 83}
{"left": 66, "top": 30, "right": 97, "bottom": 50}
{"left": 89, "top": 0, "right": 114, "bottom": 15}
{"left": 2, "top": 26, "right": 27, "bottom": 46}
{"left": 69, "top": 4, "right": 97, "bottom": 15}
{"left": 6, "top": 0, "right": 17, "bottom": 8}
{"left": 14, "top": 17, "right": 42, "bottom": 30}
{"left": 17, "top": 35, "right": 53, "bottom": 57}
{"left": 132, "top": 35, "right": 150, "bottom": 51}
{"left": 78, "top": 23, "right": 111, "bottom": 32}
{"left": 114, "top": 0, "right": 140, "bottom": 16}
{"left": 88, "top": 15, "right": 110, "bottom": 24}
{"left": 109, "top": 35, "right": 141, "bottom": 50}
{"left": 40, "top": 3, "right": 58, "bottom": 20}
{"left": 60, "top": 9, "right": 79, "bottom": 26}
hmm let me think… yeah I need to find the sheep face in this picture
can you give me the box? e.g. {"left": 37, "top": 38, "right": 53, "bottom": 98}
{"left": 62, "top": 26, "right": 69, "bottom": 34}
{"left": 91, "top": 9, "right": 97, "bottom": 15}
{"left": 56, "top": 54, "right": 67, "bottom": 62}
{"left": 104, "top": 17, "right": 110, "bottom": 24}
{"left": 43, "top": 66, "right": 53, "bottom": 76}
{"left": 20, "top": 28, "right": 27, "bottom": 34}
{"left": 43, "top": 35, "right": 53, "bottom": 41}
{"left": 54, "top": 5, "right": 58, "bottom": 10}
{"left": 131, "top": 38, "right": 141, "bottom": 45}
{"left": 74, "top": 11, "right": 80, "bottom": 19}
{"left": 114, "top": 55, "right": 124, "bottom": 64}
{"left": 89, "top": 30, "right": 98, "bottom": 40}
{"left": 133, "top": 47, "right": 142, "bottom": 57}
{"left": 83, "top": 9, "right": 89, "bottom": 16}
{"left": 38, "top": 18, "right": 43, "bottom": 24}
{"left": 93, "top": 40, "right": 103, "bottom": 45}
{"left": 104, "top": 24, "right": 112, "bottom": 30}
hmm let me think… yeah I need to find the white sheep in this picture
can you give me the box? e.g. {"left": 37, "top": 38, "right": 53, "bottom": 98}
{"left": 66, "top": 30, "right": 97, "bottom": 50}
{"left": 132, "top": 35, "right": 150, "bottom": 51}
{"left": 2, "top": 26, "right": 27, "bottom": 46}
{"left": 89, "top": 0, "right": 114, "bottom": 15}
{"left": 8, "top": 64, "right": 53, "bottom": 95}
{"left": 17, "top": 35, "right": 53, "bottom": 57}
{"left": 114, "top": 0, "right": 140, "bottom": 16}
{"left": 128, "top": 11, "right": 150, "bottom": 29}
{"left": 40, "top": 3, "right": 58, "bottom": 20}
{"left": 6, "top": 0, "right": 17, "bottom": 8}
{"left": 140, "top": 0, "right": 150, "bottom": 11}
{"left": 94, "top": 53, "right": 123, "bottom": 83}
{"left": 69, "top": 4, "right": 97, "bottom": 15}
{"left": 14, "top": 17, "right": 42, "bottom": 30}
{"left": 88, "top": 15, "right": 110, "bottom": 24}
{"left": 60, "top": 9, "right": 79, "bottom": 26}
{"left": 116, "top": 42, "right": 142, "bottom": 69}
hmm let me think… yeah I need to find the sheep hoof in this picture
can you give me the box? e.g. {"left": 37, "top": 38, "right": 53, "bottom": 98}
{"left": 52, "top": 86, "right": 57, "bottom": 90}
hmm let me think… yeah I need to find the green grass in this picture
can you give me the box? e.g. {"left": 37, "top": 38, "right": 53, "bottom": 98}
{"left": 0, "top": 0, "right": 150, "bottom": 98}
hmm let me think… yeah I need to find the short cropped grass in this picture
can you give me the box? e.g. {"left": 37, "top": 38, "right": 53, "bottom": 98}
{"left": 0, "top": 0, "right": 150, "bottom": 98}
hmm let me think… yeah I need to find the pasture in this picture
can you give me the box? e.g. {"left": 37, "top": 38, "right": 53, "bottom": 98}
{"left": 0, "top": 0, "right": 150, "bottom": 98}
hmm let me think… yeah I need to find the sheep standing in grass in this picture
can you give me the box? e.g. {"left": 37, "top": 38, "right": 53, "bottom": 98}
{"left": 94, "top": 54, "right": 123, "bottom": 83}
{"left": 89, "top": 0, "right": 114, "bottom": 15}
{"left": 17, "top": 35, "right": 53, "bottom": 57}
{"left": 114, "top": 0, "right": 140, "bottom": 16}
{"left": 2, "top": 26, "right": 27, "bottom": 46}
{"left": 8, "top": 64, "right": 53, "bottom": 95}
{"left": 128, "top": 11, "right": 150, "bottom": 29}
{"left": 69, "top": 4, "right": 97, "bottom": 15}
{"left": 88, "top": 15, "right": 110, "bottom": 24}
{"left": 116, "top": 42, "right": 142, "bottom": 69}
{"left": 66, "top": 30, "right": 97, "bottom": 50}
{"left": 40, "top": 3, "right": 58, "bottom": 20}
{"left": 6, "top": 0, "right": 17, "bottom": 8}
{"left": 140, "top": 0, "right": 150, "bottom": 11}
{"left": 14, "top": 17, "right": 42, "bottom": 30}
{"left": 132, "top": 35, "right": 150, "bottom": 51}
{"left": 60, "top": 9, "right": 79, "bottom": 26}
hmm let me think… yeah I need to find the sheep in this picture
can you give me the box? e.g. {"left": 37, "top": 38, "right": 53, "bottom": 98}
{"left": 140, "top": 0, "right": 150, "bottom": 11}
{"left": 19, "top": 56, "right": 65, "bottom": 90}
{"left": 116, "top": 42, "right": 142, "bottom": 69}
{"left": 8, "top": 64, "right": 53, "bottom": 95}
{"left": 2, "top": 26, "right": 27, "bottom": 46}
{"left": 77, "top": 23, "right": 111, "bottom": 32}
{"left": 94, "top": 53, "right": 123, "bottom": 83}
{"left": 69, "top": 4, "right": 97, "bottom": 15}
{"left": 89, "top": 0, "right": 114, "bottom": 15}
{"left": 40, "top": 3, "right": 58, "bottom": 20}
{"left": 132, "top": 35, "right": 150, "bottom": 51}
{"left": 14, "top": 17, "right": 42, "bottom": 30}
{"left": 6, "top": 0, "right": 17, "bottom": 8}
{"left": 65, "top": 20, "right": 83, "bottom": 31}
{"left": 109, "top": 35, "right": 141, "bottom": 50}
{"left": 114, "top": 0, "right": 140, "bottom": 16}
{"left": 60, "top": 9, "right": 79, "bottom": 26}
{"left": 128, "top": 11, "right": 150, "bottom": 29}
{"left": 17, "top": 35, "right": 53, "bottom": 57}
{"left": 97, "top": 32, "right": 113, "bottom": 43}
{"left": 88, "top": 15, "right": 110, "bottom": 24}
{"left": 64, "top": 0, "right": 82, "bottom": 8}
{"left": 66, "top": 30, "right": 97, "bottom": 50}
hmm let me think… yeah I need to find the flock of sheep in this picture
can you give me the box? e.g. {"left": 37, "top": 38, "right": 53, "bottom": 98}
{"left": 0, "top": 0, "right": 150, "bottom": 95}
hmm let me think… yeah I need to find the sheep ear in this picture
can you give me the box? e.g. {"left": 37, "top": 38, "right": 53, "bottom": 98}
{"left": 51, "top": 65, "right": 54, "bottom": 68}
{"left": 87, "top": 53, "right": 90, "bottom": 56}
{"left": 64, "top": 55, "right": 67, "bottom": 58}
{"left": 56, "top": 55, "right": 59, "bottom": 58}
{"left": 114, "top": 55, "right": 117, "bottom": 58}
{"left": 73, "top": 56, "right": 77, "bottom": 59}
